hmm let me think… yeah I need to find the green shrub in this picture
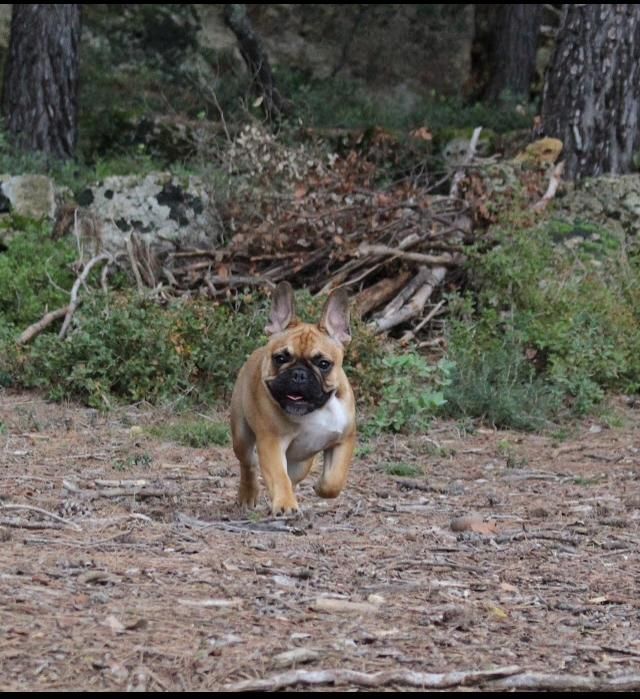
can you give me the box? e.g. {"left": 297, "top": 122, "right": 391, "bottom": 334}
{"left": 363, "top": 352, "right": 453, "bottom": 435}
{"left": 382, "top": 462, "right": 422, "bottom": 477}
{"left": 149, "top": 418, "right": 230, "bottom": 447}
{"left": 9, "top": 286, "right": 388, "bottom": 411}
{"left": 0, "top": 219, "right": 76, "bottom": 328}
{"left": 443, "top": 319, "right": 561, "bottom": 431}
{"left": 16, "top": 294, "right": 267, "bottom": 408}
{"left": 446, "top": 220, "right": 640, "bottom": 421}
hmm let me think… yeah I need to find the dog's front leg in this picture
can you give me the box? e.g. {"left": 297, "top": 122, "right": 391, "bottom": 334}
{"left": 256, "top": 435, "right": 299, "bottom": 515}
{"left": 314, "top": 430, "right": 356, "bottom": 499}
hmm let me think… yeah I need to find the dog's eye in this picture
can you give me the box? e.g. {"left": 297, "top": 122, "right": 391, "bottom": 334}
{"left": 273, "top": 352, "right": 290, "bottom": 366}
{"left": 316, "top": 359, "right": 333, "bottom": 372}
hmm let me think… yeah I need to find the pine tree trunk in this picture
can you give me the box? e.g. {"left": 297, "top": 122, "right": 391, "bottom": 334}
{"left": 224, "top": 4, "right": 284, "bottom": 121}
{"left": 485, "top": 5, "right": 542, "bottom": 102}
{"left": 1, "top": 4, "right": 81, "bottom": 161}
{"left": 541, "top": 4, "right": 640, "bottom": 180}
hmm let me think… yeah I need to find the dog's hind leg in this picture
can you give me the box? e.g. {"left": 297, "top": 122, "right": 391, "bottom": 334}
{"left": 232, "top": 417, "right": 260, "bottom": 508}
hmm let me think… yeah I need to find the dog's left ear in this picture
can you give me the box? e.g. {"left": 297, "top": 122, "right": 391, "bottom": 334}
{"left": 265, "top": 281, "right": 297, "bottom": 335}
{"left": 319, "top": 287, "right": 351, "bottom": 346}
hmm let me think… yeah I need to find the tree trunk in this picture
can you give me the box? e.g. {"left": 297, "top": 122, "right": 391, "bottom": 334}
{"left": 541, "top": 4, "right": 640, "bottom": 180}
{"left": 485, "top": 5, "right": 542, "bottom": 102}
{"left": 1, "top": 4, "right": 81, "bottom": 161}
{"left": 224, "top": 4, "right": 284, "bottom": 121}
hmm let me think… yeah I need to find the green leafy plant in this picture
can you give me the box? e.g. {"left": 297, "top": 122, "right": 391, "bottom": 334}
{"left": 8, "top": 285, "right": 389, "bottom": 413}
{"left": 382, "top": 461, "right": 422, "bottom": 477}
{"left": 0, "top": 218, "right": 76, "bottom": 328}
{"left": 445, "top": 219, "right": 640, "bottom": 424}
{"left": 364, "top": 352, "right": 453, "bottom": 435}
{"left": 443, "top": 320, "right": 561, "bottom": 431}
{"left": 114, "top": 452, "right": 153, "bottom": 471}
{"left": 15, "top": 294, "right": 267, "bottom": 408}
{"left": 150, "top": 418, "right": 230, "bottom": 447}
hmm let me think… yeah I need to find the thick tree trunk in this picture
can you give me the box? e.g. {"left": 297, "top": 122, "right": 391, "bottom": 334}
{"left": 541, "top": 5, "right": 640, "bottom": 180}
{"left": 485, "top": 5, "right": 542, "bottom": 103}
{"left": 1, "top": 4, "right": 81, "bottom": 161}
{"left": 224, "top": 4, "right": 284, "bottom": 121}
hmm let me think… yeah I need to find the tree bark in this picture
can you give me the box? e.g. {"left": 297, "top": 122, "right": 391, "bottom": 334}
{"left": 1, "top": 4, "right": 81, "bottom": 161}
{"left": 224, "top": 4, "right": 284, "bottom": 120}
{"left": 485, "top": 5, "right": 542, "bottom": 102}
{"left": 541, "top": 4, "right": 640, "bottom": 180}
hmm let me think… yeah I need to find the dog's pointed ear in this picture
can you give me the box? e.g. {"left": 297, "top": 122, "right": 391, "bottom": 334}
{"left": 319, "top": 287, "right": 351, "bottom": 346}
{"left": 265, "top": 281, "right": 297, "bottom": 335}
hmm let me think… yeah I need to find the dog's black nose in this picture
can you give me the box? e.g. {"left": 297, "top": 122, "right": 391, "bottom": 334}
{"left": 291, "top": 367, "right": 307, "bottom": 385}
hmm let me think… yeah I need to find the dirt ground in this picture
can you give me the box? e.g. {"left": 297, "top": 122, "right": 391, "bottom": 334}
{"left": 1, "top": 388, "right": 639, "bottom": 692}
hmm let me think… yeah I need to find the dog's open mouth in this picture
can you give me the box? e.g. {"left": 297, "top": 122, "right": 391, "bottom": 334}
{"left": 267, "top": 372, "right": 329, "bottom": 417}
{"left": 284, "top": 393, "right": 310, "bottom": 415}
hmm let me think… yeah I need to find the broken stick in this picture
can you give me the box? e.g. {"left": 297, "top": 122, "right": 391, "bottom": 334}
{"left": 59, "top": 253, "right": 113, "bottom": 339}
{"left": 371, "top": 267, "right": 447, "bottom": 334}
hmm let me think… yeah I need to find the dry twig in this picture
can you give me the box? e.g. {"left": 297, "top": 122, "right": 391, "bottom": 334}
{"left": 223, "top": 665, "right": 522, "bottom": 692}
{"left": 1, "top": 503, "right": 82, "bottom": 531}
{"left": 59, "top": 253, "right": 113, "bottom": 339}
{"left": 16, "top": 305, "right": 71, "bottom": 345}
{"left": 450, "top": 126, "right": 483, "bottom": 199}
{"left": 494, "top": 672, "right": 640, "bottom": 692}
{"left": 532, "top": 161, "right": 565, "bottom": 212}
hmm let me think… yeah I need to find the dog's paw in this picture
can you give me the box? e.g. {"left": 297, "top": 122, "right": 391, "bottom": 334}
{"left": 237, "top": 483, "right": 259, "bottom": 508}
{"left": 270, "top": 494, "right": 300, "bottom": 517}
{"left": 314, "top": 480, "right": 343, "bottom": 499}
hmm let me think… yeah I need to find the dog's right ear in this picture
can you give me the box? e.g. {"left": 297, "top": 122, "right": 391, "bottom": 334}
{"left": 265, "top": 281, "right": 297, "bottom": 335}
{"left": 319, "top": 287, "right": 351, "bottom": 346}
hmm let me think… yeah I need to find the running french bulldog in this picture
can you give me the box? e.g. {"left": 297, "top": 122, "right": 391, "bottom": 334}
{"left": 230, "top": 282, "right": 356, "bottom": 515}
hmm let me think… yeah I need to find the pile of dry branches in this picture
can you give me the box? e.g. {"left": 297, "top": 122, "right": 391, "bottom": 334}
{"left": 172, "top": 130, "right": 487, "bottom": 338}
{"left": 21, "top": 126, "right": 560, "bottom": 346}
{"left": 161, "top": 186, "right": 468, "bottom": 336}
{"left": 138, "top": 128, "right": 482, "bottom": 337}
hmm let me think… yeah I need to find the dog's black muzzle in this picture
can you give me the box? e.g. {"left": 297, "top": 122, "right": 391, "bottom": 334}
{"left": 267, "top": 363, "right": 332, "bottom": 416}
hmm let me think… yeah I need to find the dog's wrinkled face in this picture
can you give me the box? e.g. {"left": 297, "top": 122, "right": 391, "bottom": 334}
{"left": 266, "top": 327, "right": 342, "bottom": 416}
{"left": 263, "top": 282, "right": 351, "bottom": 418}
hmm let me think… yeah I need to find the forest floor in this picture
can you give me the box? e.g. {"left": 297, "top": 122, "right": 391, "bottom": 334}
{"left": 1, "top": 388, "right": 639, "bottom": 691}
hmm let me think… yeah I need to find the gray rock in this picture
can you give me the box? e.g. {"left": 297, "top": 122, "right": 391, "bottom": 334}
{"left": 559, "top": 175, "right": 640, "bottom": 240}
{"left": 0, "top": 174, "right": 57, "bottom": 220}
{"left": 77, "top": 172, "right": 223, "bottom": 256}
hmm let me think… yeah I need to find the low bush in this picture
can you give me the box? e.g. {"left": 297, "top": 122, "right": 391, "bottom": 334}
{"left": 444, "top": 220, "right": 640, "bottom": 423}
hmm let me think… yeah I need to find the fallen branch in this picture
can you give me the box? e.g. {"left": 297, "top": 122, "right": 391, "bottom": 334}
{"left": 400, "top": 298, "right": 446, "bottom": 344}
{"left": 494, "top": 530, "right": 583, "bottom": 546}
{"left": 96, "top": 486, "right": 179, "bottom": 499}
{"left": 176, "top": 512, "right": 306, "bottom": 535}
{"left": 532, "top": 161, "right": 565, "bottom": 212}
{"left": 0, "top": 517, "right": 68, "bottom": 530}
{"left": 377, "top": 266, "right": 433, "bottom": 319}
{"left": 1, "top": 503, "right": 82, "bottom": 531}
{"left": 493, "top": 672, "right": 640, "bottom": 692}
{"left": 59, "top": 253, "right": 112, "bottom": 339}
{"left": 223, "top": 665, "right": 522, "bottom": 692}
{"left": 450, "top": 126, "right": 483, "bottom": 199}
{"left": 358, "top": 242, "right": 460, "bottom": 267}
{"left": 16, "top": 305, "right": 70, "bottom": 345}
{"left": 354, "top": 270, "right": 412, "bottom": 317}
{"left": 371, "top": 267, "right": 447, "bottom": 334}
{"left": 316, "top": 234, "right": 420, "bottom": 297}
{"left": 172, "top": 271, "right": 275, "bottom": 289}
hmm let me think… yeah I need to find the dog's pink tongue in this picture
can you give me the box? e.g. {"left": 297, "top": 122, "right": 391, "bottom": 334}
{"left": 287, "top": 394, "right": 303, "bottom": 401}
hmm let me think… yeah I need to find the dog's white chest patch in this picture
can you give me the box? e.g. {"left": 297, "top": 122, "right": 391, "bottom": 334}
{"left": 286, "top": 395, "right": 350, "bottom": 462}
